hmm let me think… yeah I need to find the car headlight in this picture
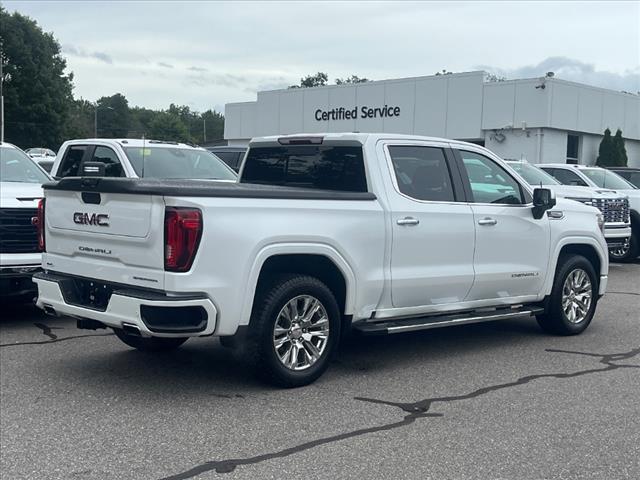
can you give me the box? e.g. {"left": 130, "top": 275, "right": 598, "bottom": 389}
{"left": 596, "top": 212, "right": 605, "bottom": 234}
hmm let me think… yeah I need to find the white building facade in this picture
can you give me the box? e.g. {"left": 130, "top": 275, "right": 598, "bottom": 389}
{"left": 224, "top": 71, "right": 640, "bottom": 166}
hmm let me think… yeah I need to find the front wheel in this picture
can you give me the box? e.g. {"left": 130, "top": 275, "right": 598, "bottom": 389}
{"left": 608, "top": 231, "right": 638, "bottom": 263}
{"left": 113, "top": 328, "right": 188, "bottom": 352}
{"left": 537, "top": 254, "right": 598, "bottom": 335}
{"left": 245, "top": 274, "right": 341, "bottom": 388}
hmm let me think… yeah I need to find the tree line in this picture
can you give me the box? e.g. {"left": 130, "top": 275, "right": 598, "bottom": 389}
{"left": 0, "top": 7, "right": 224, "bottom": 150}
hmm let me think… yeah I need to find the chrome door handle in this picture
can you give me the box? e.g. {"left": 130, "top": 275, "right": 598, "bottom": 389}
{"left": 478, "top": 217, "right": 497, "bottom": 226}
{"left": 397, "top": 217, "right": 420, "bottom": 226}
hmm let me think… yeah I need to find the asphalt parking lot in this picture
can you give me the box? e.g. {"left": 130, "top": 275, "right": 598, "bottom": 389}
{"left": 1, "top": 262, "right": 639, "bottom": 480}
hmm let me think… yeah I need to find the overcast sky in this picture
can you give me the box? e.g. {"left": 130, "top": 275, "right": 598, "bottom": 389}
{"left": 6, "top": 1, "right": 640, "bottom": 112}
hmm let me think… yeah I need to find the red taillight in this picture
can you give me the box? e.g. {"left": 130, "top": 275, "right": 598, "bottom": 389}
{"left": 32, "top": 198, "right": 46, "bottom": 252}
{"left": 164, "top": 208, "right": 202, "bottom": 272}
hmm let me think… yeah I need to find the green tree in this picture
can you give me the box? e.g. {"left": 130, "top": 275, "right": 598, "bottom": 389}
{"left": 96, "top": 93, "right": 130, "bottom": 137}
{"left": 129, "top": 106, "right": 156, "bottom": 138}
{"left": 201, "top": 109, "right": 225, "bottom": 143}
{"left": 148, "top": 110, "right": 189, "bottom": 142}
{"left": 0, "top": 6, "right": 74, "bottom": 149}
{"left": 289, "top": 72, "right": 328, "bottom": 89}
{"left": 64, "top": 98, "right": 94, "bottom": 139}
{"left": 335, "top": 75, "right": 371, "bottom": 85}
{"left": 596, "top": 128, "right": 616, "bottom": 167}
{"left": 612, "top": 129, "right": 628, "bottom": 167}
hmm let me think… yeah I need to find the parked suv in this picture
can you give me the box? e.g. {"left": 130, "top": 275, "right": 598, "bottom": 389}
{"left": 607, "top": 167, "right": 640, "bottom": 188}
{"left": 540, "top": 164, "right": 639, "bottom": 261}
{"left": 51, "top": 139, "right": 237, "bottom": 181}
{"left": 0, "top": 143, "right": 49, "bottom": 298}
{"left": 35, "top": 134, "right": 609, "bottom": 387}
{"left": 205, "top": 146, "right": 247, "bottom": 172}
{"left": 506, "top": 161, "right": 630, "bottom": 254}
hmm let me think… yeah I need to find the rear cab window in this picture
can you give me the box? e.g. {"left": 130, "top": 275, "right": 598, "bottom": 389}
{"left": 91, "top": 146, "right": 125, "bottom": 177}
{"left": 56, "top": 145, "right": 88, "bottom": 177}
{"left": 241, "top": 144, "right": 368, "bottom": 192}
{"left": 214, "top": 151, "right": 241, "bottom": 170}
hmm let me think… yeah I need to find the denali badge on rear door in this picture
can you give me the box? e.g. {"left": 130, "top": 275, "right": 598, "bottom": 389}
{"left": 73, "top": 212, "right": 110, "bottom": 226}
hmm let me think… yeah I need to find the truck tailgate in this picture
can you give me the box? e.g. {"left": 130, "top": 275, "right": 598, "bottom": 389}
{"left": 43, "top": 189, "right": 166, "bottom": 290}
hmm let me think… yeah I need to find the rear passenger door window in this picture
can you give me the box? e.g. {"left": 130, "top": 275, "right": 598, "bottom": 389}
{"left": 388, "top": 146, "right": 456, "bottom": 202}
{"left": 543, "top": 168, "right": 588, "bottom": 187}
{"left": 90, "top": 146, "right": 125, "bottom": 177}
{"left": 57, "top": 146, "right": 88, "bottom": 177}
{"left": 458, "top": 150, "right": 524, "bottom": 204}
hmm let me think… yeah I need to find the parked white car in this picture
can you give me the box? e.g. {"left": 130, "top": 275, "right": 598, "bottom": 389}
{"left": 0, "top": 143, "right": 49, "bottom": 298}
{"left": 25, "top": 147, "right": 56, "bottom": 160}
{"left": 35, "top": 134, "right": 608, "bottom": 386}
{"left": 539, "top": 164, "right": 640, "bottom": 261}
{"left": 50, "top": 139, "right": 237, "bottom": 181}
{"left": 505, "top": 161, "right": 631, "bottom": 254}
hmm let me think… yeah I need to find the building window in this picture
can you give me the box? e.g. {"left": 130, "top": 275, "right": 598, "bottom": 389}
{"left": 566, "top": 134, "right": 580, "bottom": 164}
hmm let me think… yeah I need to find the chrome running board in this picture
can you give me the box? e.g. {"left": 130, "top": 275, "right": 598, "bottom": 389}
{"left": 353, "top": 305, "right": 544, "bottom": 335}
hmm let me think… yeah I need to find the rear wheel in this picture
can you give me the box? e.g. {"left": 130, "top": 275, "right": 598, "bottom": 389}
{"left": 245, "top": 274, "right": 340, "bottom": 388}
{"left": 537, "top": 254, "right": 598, "bottom": 335}
{"left": 113, "top": 328, "right": 188, "bottom": 352}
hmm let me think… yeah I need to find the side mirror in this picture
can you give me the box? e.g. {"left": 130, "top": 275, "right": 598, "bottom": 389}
{"left": 81, "top": 162, "right": 105, "bottom": 177}
{"left": 532, "top": 188, "right": 556, "bottom": 219}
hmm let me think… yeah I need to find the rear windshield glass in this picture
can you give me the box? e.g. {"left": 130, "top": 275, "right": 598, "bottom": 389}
{"left": 123, "top": 147, "right": 237, "bottom": 180}
{"left": 241, "top": 145, "right": 367, "bottom": 192}
{"left": 1, "top": 147, "right": 50, "bottom": 183}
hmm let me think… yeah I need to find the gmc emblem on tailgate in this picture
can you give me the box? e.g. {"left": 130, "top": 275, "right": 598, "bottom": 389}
{"left": 73, "top": 212, "right": 110, "bottom": 227}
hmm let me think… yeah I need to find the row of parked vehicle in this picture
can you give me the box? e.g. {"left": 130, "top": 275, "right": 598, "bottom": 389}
{"left": 1, "top": 134, "right": 638, "bottom": 386}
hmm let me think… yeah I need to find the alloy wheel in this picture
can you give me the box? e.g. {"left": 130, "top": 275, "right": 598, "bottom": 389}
{"left": 561, "top": 268, "right": 593, "bottom": 324}
{"left": 273, "top": 295, "right": 330, "bottom": 371}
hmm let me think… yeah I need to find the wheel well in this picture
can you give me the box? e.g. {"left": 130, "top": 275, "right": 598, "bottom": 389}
{"left": 255, "top": 254, "right": 348, "bottom": 316}
{"left": 558, "top": 244, "right": 601, "bottom": 277}
{"left": 631, "top": 210, "right": 640, "bottom": 232}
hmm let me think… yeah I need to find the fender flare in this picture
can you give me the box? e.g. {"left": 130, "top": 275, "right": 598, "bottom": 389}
{"left": 238, "top": 242, "right": 358, "bottom": 326}
{"left": 543, "top": 236, "right": 608, "bottom": 296}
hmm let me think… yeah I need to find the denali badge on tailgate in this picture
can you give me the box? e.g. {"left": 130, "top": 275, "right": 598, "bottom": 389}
{"left": 73, "top": 212, "right": 110, "bottom": 226}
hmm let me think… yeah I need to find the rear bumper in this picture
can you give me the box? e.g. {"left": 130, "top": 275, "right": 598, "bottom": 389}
{"left": 0, "top": 265, "right": 40, "bottom": 296}
{"left": 34, "top": 271, "right": 217, "bottom": 338}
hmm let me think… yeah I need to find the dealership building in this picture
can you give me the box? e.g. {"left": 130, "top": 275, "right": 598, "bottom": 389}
{"left": 224, "top": 71, "right": 639, "bottom": 166}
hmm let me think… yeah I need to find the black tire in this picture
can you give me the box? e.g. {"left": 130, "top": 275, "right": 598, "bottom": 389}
{"left": 113, "top": 328, "right": 188, "bottom": 352}
{"left": 537, "top": 254, "right": 598, "bottom": 335}
{"left": 608, "top": 229, "right": 638, "bottom": 263}
{"left": 245, "top": 274, "right": 341, "bottom": 388}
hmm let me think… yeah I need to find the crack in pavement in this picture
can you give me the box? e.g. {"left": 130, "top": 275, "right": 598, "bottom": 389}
{"left": 0, "top": 332, "right": 114, "bottom": 348}
{"left": 159, "top": 346, "right": 640, "bottom": 479}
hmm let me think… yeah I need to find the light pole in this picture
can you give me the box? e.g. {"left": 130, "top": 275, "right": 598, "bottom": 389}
{"left": 1, "top": 52, "right": 4, "bottom": 143}
{"left": 203, "top": 116, "right": 206, "bottom": 143}
{"left": 94, "top": 104, "right": 114, "bottom": 137}
{"left": 1, "top": 44, "right": 6, "bottom": 143}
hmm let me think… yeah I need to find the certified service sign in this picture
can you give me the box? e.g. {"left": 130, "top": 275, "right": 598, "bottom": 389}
{"left": 315, "top": 105, "right": 401, "bottom": 121}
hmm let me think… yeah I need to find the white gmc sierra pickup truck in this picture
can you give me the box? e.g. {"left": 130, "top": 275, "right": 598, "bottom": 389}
{"left": 34, "top": 134, "right": 609, "bottom": 387}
